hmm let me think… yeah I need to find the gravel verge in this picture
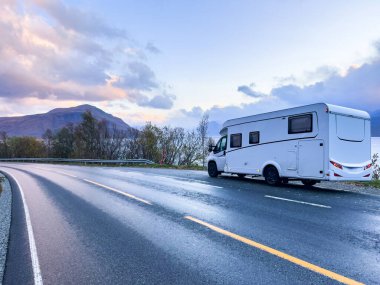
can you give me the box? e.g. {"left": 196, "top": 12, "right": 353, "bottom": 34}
{"left": 318, "top": 181, "right": 380, "bottom": 196}
{"left": 0, "top": 173, "right": 12, "bottom": 284}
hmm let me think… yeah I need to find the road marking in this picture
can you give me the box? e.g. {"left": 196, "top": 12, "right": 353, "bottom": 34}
{"left": 155, "top": 175, "right": 223, "bottom": 189}
{"left": 32, "top": 167, "right": 78, "bottom": 179}
{"left": 264, "top": 195, "right": 331, "bottom": 208}
{"left": 83, "top": 179, "right": 152, "bottom": 205}
{"left": 6, "top": 172, "right": 43, "bottom": 285}
{"left": 58, "top": 171, "right": 78, "bottom": 178}
{"left": 184, "top": 216, "right": 363, "bottom": 285}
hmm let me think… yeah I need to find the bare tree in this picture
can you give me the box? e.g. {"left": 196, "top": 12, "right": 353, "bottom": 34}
{"left": 197, "top": 113, "right": 209, "bottom": 167}
{"left": 159, "top": 126, "right": 185, "bottom": 165}
{"left": 178, "top": 130, "right": 201, "bottom": 166}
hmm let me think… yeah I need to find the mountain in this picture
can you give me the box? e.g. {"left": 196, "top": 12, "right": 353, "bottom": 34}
{"left": 372, "top": 110, "right": 380, "bottom": 137}
{"left": 0, "top": 104, "right": 134, "bottom": 137}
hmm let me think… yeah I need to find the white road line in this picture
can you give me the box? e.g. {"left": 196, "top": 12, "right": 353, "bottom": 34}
{"left": 154, "top": 175, "right": 223, "bottom": 189}
{"left": 265, "top": 195, "right": 331, "bottom": 208}
{"left": 7, "top": 172, "right": 43, "bottom": 285}
{"left": 83, "top": 179, "right": 152, "bottom": 205}
{"left": 32, "top": 167, "right": 78, "bottom": 178}
{"left": 57, "top": 171, "right": 78, "bottom": 178}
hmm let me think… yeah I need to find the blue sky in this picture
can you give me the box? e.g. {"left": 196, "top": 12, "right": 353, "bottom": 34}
{"left": 1, "top": 0, "right": 380, "bottom": 128}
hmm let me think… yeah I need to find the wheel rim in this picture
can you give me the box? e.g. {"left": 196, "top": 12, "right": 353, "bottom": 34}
{"left": 267, "top": 168, "right": 278, "bottom": 184}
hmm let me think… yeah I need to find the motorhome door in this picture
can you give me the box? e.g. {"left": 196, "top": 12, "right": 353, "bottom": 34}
{"left": 298, "top": 140, "right": 324, "bottom": 178}
{"left": 213, "top": 136, "right": 227, "bottom": 171}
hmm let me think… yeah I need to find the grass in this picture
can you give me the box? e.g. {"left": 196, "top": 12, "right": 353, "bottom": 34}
{"left": 346, "top": 179, "right": 380, "bottom": 189}
{"left": 128, "top": 163, "right": 205, "bottom": 171}
{"left": 0, "top": 177, "right": 4, "bottom": 194}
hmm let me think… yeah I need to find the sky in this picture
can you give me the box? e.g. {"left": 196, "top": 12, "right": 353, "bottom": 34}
{"left": 1, "top": 0, "right": 380, "bottom": 129}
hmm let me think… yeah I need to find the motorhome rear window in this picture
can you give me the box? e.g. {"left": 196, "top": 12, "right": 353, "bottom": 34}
{"left": 230, "top": 133, "right": 242, "bottom": 148}
{"left": 249, "top": 132, "right": 260, "bottom": 144}
{"left": 288, "top": 114, "right": 312, "bottom": 134}
{"left": 336, "top": 115, "right": 365, "bottom": 142}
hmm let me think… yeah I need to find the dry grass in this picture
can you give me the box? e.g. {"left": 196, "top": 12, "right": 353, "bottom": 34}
{"left": 0, "top": 177, "right": 4, "bottom": 194}
{"left": 346, "top": 179, "right": 380, "bottom": 189}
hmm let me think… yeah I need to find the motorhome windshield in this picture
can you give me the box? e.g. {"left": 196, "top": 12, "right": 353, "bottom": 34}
{"left": 336, "top": 114, "right": 365, "bottom": 142}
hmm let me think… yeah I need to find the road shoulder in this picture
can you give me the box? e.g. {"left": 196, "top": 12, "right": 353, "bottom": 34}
{"left": 0, "top": 173, "right": 12, "bottom": 283}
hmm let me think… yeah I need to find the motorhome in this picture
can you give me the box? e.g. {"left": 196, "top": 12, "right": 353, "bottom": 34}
{"left": 207, "top": 103, "right": 372, "bottom": 186}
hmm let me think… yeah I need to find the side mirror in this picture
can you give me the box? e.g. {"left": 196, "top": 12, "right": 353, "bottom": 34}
{"left": 208, "top": 144, "right": 214, "bottom": 152}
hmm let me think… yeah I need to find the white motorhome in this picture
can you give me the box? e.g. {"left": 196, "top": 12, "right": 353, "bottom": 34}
{"left": 207, "top": 103, "right": 372, "bottom": 186}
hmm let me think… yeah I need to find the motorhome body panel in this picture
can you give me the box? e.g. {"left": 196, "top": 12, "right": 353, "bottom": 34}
{"left": 208, "top": 103, "right": 372, "bottom": 182}
{"left": 328, "top": 113, "right": 372, "bottom": 180}
{"left": 224, "top": 106, "right": 329, "bottom": 179}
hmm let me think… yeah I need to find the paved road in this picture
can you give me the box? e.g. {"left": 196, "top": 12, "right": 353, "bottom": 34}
{"left": 0, "top": 163, "right": 379, "bottom": 285}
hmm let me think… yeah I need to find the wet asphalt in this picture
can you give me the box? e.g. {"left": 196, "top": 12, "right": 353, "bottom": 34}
{"left": 0, "top": 163, "right": 379, "bottom": 284}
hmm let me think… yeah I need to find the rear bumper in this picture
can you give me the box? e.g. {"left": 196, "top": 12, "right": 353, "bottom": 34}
{"left": 327, "top": 169, "right": 372, "bottom": 181}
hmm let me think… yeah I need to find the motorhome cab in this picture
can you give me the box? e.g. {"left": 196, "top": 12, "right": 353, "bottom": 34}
{"left": 207, "top": 103, "right": 372, "bottom": 186}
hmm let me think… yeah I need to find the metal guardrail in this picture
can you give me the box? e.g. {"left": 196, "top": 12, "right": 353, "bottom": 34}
{"left": 0, "top": 158, "right": 154, "bottom": 165}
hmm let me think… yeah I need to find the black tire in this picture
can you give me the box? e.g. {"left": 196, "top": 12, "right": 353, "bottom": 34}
{"left": 237, "top": 174, "right": 246, "bottom": 178}
{"left": 301, "top": 179, "right": 317, "bottom": 186}
{"left": 264, "top": 166, "right": 280, "bottom": 185}
{"left": 208, "top": 161, "right": 219, "bottom": 178}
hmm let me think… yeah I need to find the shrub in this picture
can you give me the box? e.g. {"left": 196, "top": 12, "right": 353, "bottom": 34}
{"left": 372, "top": 153, "right": 380, "bottom": 180}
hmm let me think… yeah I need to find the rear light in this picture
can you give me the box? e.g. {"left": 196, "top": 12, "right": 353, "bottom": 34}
{"left": 334, "top": 173, "right": 342, "bottom": 177}
{"left": 363, "top": 174, "right": 371, "bottom": 177}
{"left": 330, "top": 160, "right": 343, "bottom": 169}
{"left": 364, "top": 163, "right": 372, "bottom": 170}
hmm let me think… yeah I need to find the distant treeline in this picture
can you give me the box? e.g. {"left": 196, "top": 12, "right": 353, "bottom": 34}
{"left": 0, "top": 111, "right": 212, "bottom": 166}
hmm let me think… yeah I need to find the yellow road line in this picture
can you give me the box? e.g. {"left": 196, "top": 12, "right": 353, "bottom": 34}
{"left": 184, "top": 216, "right": 363, "bottom": 285}
{"left": 83, "top": 179, "right": 152, "bottom": 205}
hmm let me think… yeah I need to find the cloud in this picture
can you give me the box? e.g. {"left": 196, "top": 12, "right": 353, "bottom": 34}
{"left": 235, "top": 46, "right": 380, "bottom": 113}
{"left": 116, "top": 61, "right": 158, "bottom": 91}
{"left": 32, "top": 0, "right": 126, "bottom": 38}
{"left": 269, "top": 59, "right": 380, "bottom": 111}
{"left": 181, "top": 106, "right": 204, "bottom": 118}
{"left": 176, "top": 47, "right": 380, "bottom": 131}
{"left": 237, "top": 85, "right": 266, "bottom": 98}
{"left": 139, "top": 93, "right": 176, "bottom": 109}
{"left": 0, "top": 1, "right": 174, "bottom": 110}
{"left": 146, "top": 42, "right": 160, "bottom": 54}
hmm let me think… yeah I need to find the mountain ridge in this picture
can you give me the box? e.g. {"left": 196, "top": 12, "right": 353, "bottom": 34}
{"left": 0, "top": 105, "right": 134, "bottom": 137}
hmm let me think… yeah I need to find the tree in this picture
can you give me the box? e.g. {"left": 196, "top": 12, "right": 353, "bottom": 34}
{"left": 137, "top": 122, "right": 162, "bottom": 162}
{"left": 8, "top": 137, "right": 45, "bottom": 158}
{"left": 158, "top": 126, "right": 185, "bottom": 165}
{"left": 178, "top": 130, "right": 201, "bottom": 166}
{"left": 42, "top": 129, "right": 54, "bottom": 157}
{"left": 0, "top": 132, "right": 9, "bottom": 158}
{"left": 123, "top": 128, "right": 141, "bottom": 159}
{"left": 197, "top": 113, "right": 209, "bottom": 167}
{"left": 99, "top": 122, "right": 129, "bottom": 160}
{"left": 52, "top": 124, "right": 75, "bottom": 158}
{"left": 73, "top": 111, "right": 100, "bottom": 158}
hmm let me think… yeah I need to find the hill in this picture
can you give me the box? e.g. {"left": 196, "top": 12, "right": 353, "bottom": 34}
{"left": 0, "top": 105, "right": 134, "bottom": 137}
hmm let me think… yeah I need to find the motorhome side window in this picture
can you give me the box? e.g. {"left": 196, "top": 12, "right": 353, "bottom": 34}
{"left": 249, "top": 131, "right": 260, "bottom": 144}
{"left": 213, "top": 139, "right": 221, "bottom": 153}
{"left": 288, "top": 114, "right": 312, "bottom": 134}
{"left": 214, "top": 136, "right": 227, "bottom": 153}
{"left": 230, "top": 133, "right": 242, "bottom": 148}
{"left": 220, "top": 136, "right": 227, "bottom": 151}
